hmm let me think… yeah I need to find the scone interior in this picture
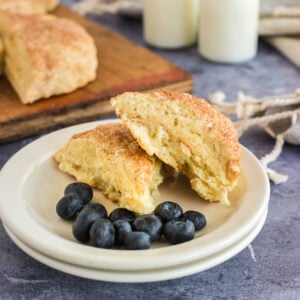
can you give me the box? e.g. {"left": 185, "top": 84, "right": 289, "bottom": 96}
{"left": 0, "top": 12, "right": 98, "bottom": 104}
{"left": 54, "top": 123, "right": 164, "bottom": 215}
{"left": 111, "top": 90, "right": 242, "bottom": 205}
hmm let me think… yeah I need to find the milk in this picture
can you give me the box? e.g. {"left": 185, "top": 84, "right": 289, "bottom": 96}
{"left": 199, "top": 0, "right": 260, "bottom": 63}
{"left": 143, "top": 0, "right": 199, "bottom": 49}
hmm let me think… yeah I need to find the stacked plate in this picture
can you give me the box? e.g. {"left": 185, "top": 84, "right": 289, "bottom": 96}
{"left": 0, "top": 120, "right": 270, "bottom": 283}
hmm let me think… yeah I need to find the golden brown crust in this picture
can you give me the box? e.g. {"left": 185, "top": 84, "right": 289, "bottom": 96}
{"left": 5, "top": 13, "right": 95, "bottom": 73}
{"left": 0, "top": 0, "right": 59, "bottom": 15}
{"left": 72, "top": 123, "right": 155, "bottom": 175}
{"left": 54, "top": 123, "right": 164, "bottom": 214}
{"left": 0, "top": 0, "right": 59, "bottom": 75}
{"left": 0, "top": 11, "right": 98, "bottom": 103}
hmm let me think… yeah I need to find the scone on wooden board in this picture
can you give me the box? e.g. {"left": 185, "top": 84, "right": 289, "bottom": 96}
{"left": 0, "top": 0, "right": 59, "bottom": 76}
{"left": 0, "top": 0, "right": 59, "bottom": 14}
{"left": 54, "top": 123, "right": 164, "bottom": 215}
{"left": 111, "top": 90, "right": 242, "bottom": 205}
{"left": 0, "top": 11, "right": 98, "bottom": 104}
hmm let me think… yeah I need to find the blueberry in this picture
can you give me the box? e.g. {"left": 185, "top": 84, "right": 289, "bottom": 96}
{"left": 64, "top": 182, "right": 93, "bottom": 205}
{"left": 109, "top": 208, "right": 136, "bottom": 223}
{"left": 56, "top": 192, "right": 83, "bottom": 220}
{"left": 89, "top": 218, "right": 115, "bottom": 249}
{"left": 154, "top": 201, "right": 183, "bottom": 223}
{"left": 132, "top": 215, "right": 162, "bottom": 242}
{"left": 84, "top": 202, "right": 107, "bottom": 219}
{"left": 72, "top": 204, "right": 106, "bottom": 242}
{"left": 183, "top": 210, "right": 206, "bottom": 231}
{"left": 123, "top": 232, "right": 151, "bottom": 250}
{"left": 163, "top": 219, "right": 195, "bottom": 245}
{"left": 113, "top": 220, "right": 132, "bottom": 246}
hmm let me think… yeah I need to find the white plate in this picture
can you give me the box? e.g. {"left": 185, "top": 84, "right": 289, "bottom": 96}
{"left": 0, "top": 120, "right": 270, "bottom": 271}
{"left": 3, "top": 208, "right": 268, "bottom": 283}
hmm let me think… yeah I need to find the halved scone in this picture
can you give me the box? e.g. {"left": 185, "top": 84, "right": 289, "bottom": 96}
{"left": 0, "top": 12, "right": 98, "bottom": 104}
{"left": 111, "top": 90, "right": 242, "bottom": 205}
{"left": 54, "top": 123, "right": 164, "bottom": 215}
{"left": 0, "top": 0, "right": 59, "bottom": 15}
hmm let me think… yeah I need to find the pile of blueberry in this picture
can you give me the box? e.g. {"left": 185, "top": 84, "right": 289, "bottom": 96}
{"left": 56, "top": 182, "right": 207, "bottom": 250}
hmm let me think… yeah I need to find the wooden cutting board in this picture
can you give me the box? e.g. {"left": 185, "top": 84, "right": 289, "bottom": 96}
{"left": 0, "top": 5, "right": 193, "bottom": 143}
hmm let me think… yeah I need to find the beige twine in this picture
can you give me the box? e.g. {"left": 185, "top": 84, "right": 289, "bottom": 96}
{"left": 210, "top": 90, "right": 300, "bottom": 184}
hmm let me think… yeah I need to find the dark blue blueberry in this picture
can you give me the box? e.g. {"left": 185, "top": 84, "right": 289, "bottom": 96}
{"left": 163, "top": 219, "right": 195, "bottom": 245}
{"left": 183, "top": 210, "right": 206, "bottom": 231}
{"left": 132, "top": 214, "right": 162, "bottom": 242}
{"left": 109, "top": 208, "right": 136, "bottom": 223}
{"left": 64, "top": 182, "right": 93, "bottom": 205}
{"left": 56, "top": 192, "right": 83, "bottom": 220}
{"left": 113, "top": 220, "right": 132, "bottom": 246}
{"left": 72, "top": 204, "right": 106, "bottom": 243}
{"left": 154, "top": 201, "right": 183, "bottom": 223}
{"left": 84, "top": 202, "right": 107, "bottom": 219}
{"left": 123, "top": 232, "right": 151, "bottom": 250}
{"left": 89, "top": 218, "right": 115, "bottom": 248}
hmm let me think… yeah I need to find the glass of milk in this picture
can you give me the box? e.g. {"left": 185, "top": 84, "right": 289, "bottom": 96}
{"left": 143, "top": 0, "right": 199, "bottom": 49}
{"left": 199, "top": 0, "right": 260, "bottom": 63}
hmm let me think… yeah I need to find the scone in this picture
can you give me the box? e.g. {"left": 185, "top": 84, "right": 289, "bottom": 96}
{"left": 111, "top": 90, "right": 242, "bottom": 205}
{"left": 0, "top": 0, "right": 59, "bottom": 14}
{"left": 54, "top": 123, "right": 164, "bottom": 215}
{"left": 0, "top": 12, "right": 98, "bottom": 104}
{"left": 0, "top": 0, "right": 59, "bottom": 76}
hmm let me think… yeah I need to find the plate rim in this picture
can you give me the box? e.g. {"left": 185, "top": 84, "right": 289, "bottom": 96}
{"left": 3, "top": 208, "right": 268, "bottom": 283}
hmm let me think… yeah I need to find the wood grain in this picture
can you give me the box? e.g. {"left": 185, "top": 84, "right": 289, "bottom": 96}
{"left": 0, "top": 5, "right": 193, "bottom": 143}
